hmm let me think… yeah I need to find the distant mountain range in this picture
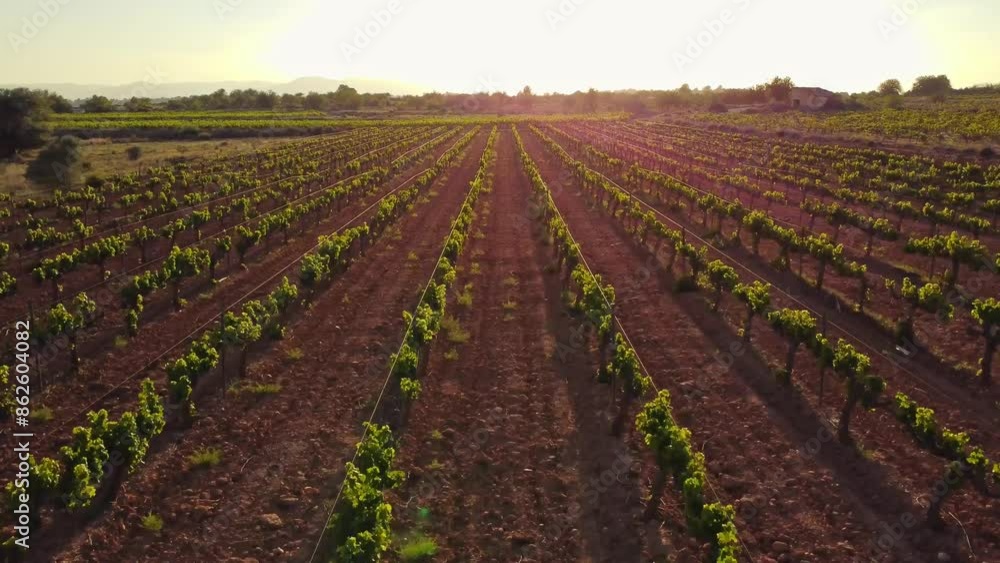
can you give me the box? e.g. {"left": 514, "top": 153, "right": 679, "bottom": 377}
{"left": 1, "top": 76, "right": 428, "bottom": 100}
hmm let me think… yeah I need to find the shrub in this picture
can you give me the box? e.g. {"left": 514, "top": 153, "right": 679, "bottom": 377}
{"left": 229, "top": 381, "right": 282, "bottom": 396}
{"left": 399, "top": 534, "right": 438, "bottom": 561}
{"left": 441, "top": 316, "right": 469, "bottom": 344}
{"left": 84, "top": 174, "right": 105, "bottom": 188}
{"left": 29, "top": 406, "right": 54, "bottom": 423}
{"left": 27, "top": 135, "right": 82, "bottom": 186}
{"left": 141, "top": 512, "right": 164, "bottom": 533}
{"left": 456, "top": 283, "right": 473, "bottom": 307}
{"left": 188, "top": 447, "right": 222, "bottom": 468}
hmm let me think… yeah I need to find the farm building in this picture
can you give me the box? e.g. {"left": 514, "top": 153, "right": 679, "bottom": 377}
{"left": 789, "top": 87, "right": 835, "bottom": 110}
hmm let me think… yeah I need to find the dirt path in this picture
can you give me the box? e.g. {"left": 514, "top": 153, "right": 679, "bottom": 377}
{"left": 48, "top": 129, "right": 489, "bottom": 563}
{"left": 387, "top": 127, "right": 652, "bottom": 562}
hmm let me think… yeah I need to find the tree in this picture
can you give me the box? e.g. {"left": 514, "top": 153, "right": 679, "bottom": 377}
{"left": 132, "top": 225, "right": 155, "bottom": 263}
{"left": 584, "top": 88, "right": 599, "bottom": 113}
{"left": 27, "top": 135, "right": 82, "bottom": 187}
{"left": 207, "top": 88, "right": 228, "bottom": 109}
{"left": 605, "top": 334, "right": 651, "bottom": 397}
{"left": 885, "top": 278, "right": 953, "bottom": 344}
{"left": 60, "top": 416, "right": 108, "bottom": 509}
{"left": 81, "top": 95, "right": 114, "bottom": 113}
{"left": 162, "top": 246, "right": 210, "bottom": 310}
{"left": 47, "top": 293, "right": 96, "bottom": 372}
{"left": 33, "top": 250, "right": 79, "bottom": 298}
{"left": 40, "top": 90, "right": 73, "bottom": 113}
{"left": 280, "top": 92, "right": 302, "bottom": 110}
{"left": 332, "top": 84, "right": 361, "bottom": 110}
{"left": 0, "top": 88, "right": 49, "bottom": 157}
{"left": 222, "top": 309, "right": 263, "bottom": 378}
{"left": 878, "top": 79, "right": 903, "bottom": 96}
{"left": 765, "top": 76, "right": 794, "bottom": 103}
{"left": 209, "top": 235, "right": 231, "bottom": 280}
{"left": 300, "top": 252, "right": 331, "bottom": 288}
{"left": 303, "top": 92, "right": 326, "bottom": 110}
{"left": 635, "top": 389, "right": 690, "bottom": 510}
{"left": 123, "top": 96, "right": 154, "bottom": 112}
{"left": 805, "top": 234, "right": 843, "bottom": 291}
{"left": 165, "top": 334, "right": 219, "bottom": 419}
{"left": 831, "top": 340, "right": 885, "bottom": 443}
{"left": 733, "top": 281, "right": 771, "bottom": 341}
{"left": 889, "top": 201, "right": 917, "bottom": 231}
{"left": 517, "top": 85, "right": 535, "bottom": 112}
{"left": 767, "top": 309, "right": 817, "bottom": 385}
{"left": 331, "top": 423, "right": 402, "bottom": 562}
{"left": 742, "top": 211, "right": 771, "bottom": 255}
{"left": 116, "top": 379, "right": 165, "bottom": 472}
{"left": 971, "top": 298, "right": 1000, "bottom": 387}
{"left": 705, "top": 260, "right": 738, "bottom": 311}
{"left": 255, "top": 90, "right": 279, "bottom": 110}
{"left": 81, "top": 234, "right": 130, "bottom": 279}
{"left": 863, "top": 217, "right": 898, "bottom": 257}
{"left": 905, "top": 232, "right": 988, "bottom": 288}
{"left": 911, "top": 75, "right": 952, "bottom": 98}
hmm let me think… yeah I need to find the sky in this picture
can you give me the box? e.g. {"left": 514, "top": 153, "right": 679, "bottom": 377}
{"left": 2, "top": 0, "right": 997, "bottom": 94}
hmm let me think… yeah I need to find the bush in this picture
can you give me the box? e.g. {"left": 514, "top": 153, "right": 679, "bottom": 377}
{"left": 27, "top": 135, "right": 82, "bottom": 186}
{"left": 141, "top": 512, "right": 164, "bottom": 533}
{"left": 188, "top": 447, "right": 222, "bottom": 468}
{"left": 399, "top": 534, "right": 437, "bottom": 561}
{"left": 84, "top": 174, "right": 105, "bottom": 188}
{"left": 29, "top": 406, "right": 54, "bottom": 423}
{"left": 229, "top": 381, "right": 282, "bottom": 396}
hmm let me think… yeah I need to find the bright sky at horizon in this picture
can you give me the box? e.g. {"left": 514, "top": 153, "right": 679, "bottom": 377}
{"left": 1, "top": 0, "right": 996, "bottom": 94}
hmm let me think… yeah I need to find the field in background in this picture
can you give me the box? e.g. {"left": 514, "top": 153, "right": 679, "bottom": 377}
{"left": 1, "top": 136, "right": 291, "bottom": 197}
{"left": 45, "top": 110, "right": 628, "bottom": 137}
{"left": 672, "top": 95, "right": 1000, "bottom": 149}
